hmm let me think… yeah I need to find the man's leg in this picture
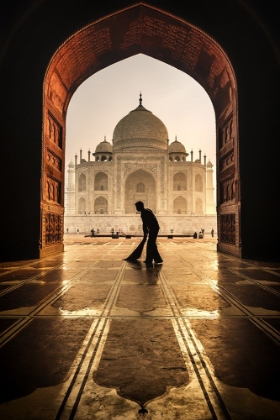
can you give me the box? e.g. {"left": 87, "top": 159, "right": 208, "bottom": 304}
{"left": 145, "top": 235, "right": 154, "bottom": 264}
{"left": 146, "top": 230, "right": 163, "bottom": 264}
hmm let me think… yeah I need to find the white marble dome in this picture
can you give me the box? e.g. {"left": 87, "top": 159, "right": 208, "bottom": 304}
{"left": 95, "top": 137, "right": 112, "bottom": 153}
{"left": 112, "top": 96, "right": 169, "bottom": 151}
{"left": 169, "top": 137, "right": 186, "bottom": 153}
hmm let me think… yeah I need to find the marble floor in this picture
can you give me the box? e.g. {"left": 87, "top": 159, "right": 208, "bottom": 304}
{"left": 0, "top": 236, "right": 280, "bottom": 419}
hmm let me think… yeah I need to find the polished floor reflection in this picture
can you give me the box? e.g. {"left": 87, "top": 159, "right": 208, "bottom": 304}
{"left": 0, "top": 236, "right": 280, "bottom": 419}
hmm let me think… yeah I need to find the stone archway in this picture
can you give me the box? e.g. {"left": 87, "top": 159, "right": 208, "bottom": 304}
{"left": 125, "top": 169, "right": 156, "bottom": 214}
{"left": 94, "top": 172, "right": 108, "bottom": 191}
{"left": 173, "top": 172, "right": 187, "bottom": 191}
{"left": 94, "top": 197, "right": 108, "bottom": 214}
{"left": 42, "top": 3, "right": 239, "bottom": 257}
{"left": 173, "top": 196, "right": 187, "bottom": 214}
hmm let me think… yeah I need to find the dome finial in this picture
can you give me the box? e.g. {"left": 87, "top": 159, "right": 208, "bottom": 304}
{"left": 104, "top": 135, "right": 107, "bottom": 142}
{"left": 139, "top": 92, "right": 142, "bottom": 106}
{"left": 175, "top": 135, "right": 178, "bottom": 141}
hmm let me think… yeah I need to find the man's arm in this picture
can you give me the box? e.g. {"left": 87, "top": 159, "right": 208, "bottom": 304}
{"left": 141, "top": 211, "right": 149, "bottom": 236}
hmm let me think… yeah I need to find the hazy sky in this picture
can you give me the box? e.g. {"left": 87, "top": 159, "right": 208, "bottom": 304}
{"left": 66, "top": 54, "right": 216, "bottom": 176}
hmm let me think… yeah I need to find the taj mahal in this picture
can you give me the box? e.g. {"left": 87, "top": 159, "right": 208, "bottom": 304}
{"left": 64, "top": 95, "right": 216, "bottom": 235}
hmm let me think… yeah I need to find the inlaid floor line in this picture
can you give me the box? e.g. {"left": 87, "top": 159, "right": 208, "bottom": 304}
{"left": 203, "top": 277, "right": 280, "bottom": 345}
{"left": 0, "top": 264, "right": 97, "bottom": 348}
{"left": 54, "top": 261, "right": 127, "bottom": 420}
{"left": 162, "top": 246, "right": 280, "bottom": 345}
{"left": 0, "top": 260, "right": 53, "bottom": 277}
{"left": 260, "top": 267, "right": 280, "bottom": 277}
{"left": 67, "top": 320, "right": 110, "bottom": 420}
{"left": 228, "top": 268, "right": 280, "bottom": 297}
{"left": 169, "top": 243, "right": 255, "bottom": 268}
{"left": 0, "top": 285, "right": 75, "bottom": 348}
{"left": 249, "top": 316, "right": 280, "bottom": 345}
{"left": 0, "top": 246, "right": 82, "bottom": 276}
{"left": 54, "top": 317, "right": 110, "bottom": 420}
{"left": 0, "top": 263, "right": 69, "bottom": 297}
{"left": 55, "top": 260, "right": 127, "bottom": 419}
{"left": 1, "top": 241, "right": 280, "bottom": 419}
{"left": 0, "top": 317, "right": 34, "bottom": 348}
{"left": 179, "top": 245, "right": 280, "bottom": 275}
{"left": 0, "top": 242, "right": 118, "bottom": 298}
{"left": 176, "top": 317, "right": 231, "bottom": 420}
{"left": 158, "top": 269, "right": 231, "bottom": 420}
{"left": 0, "top": 246, "right": 98, "bottom": 296}
{"left": 0, "top": 244, "right": 124, "bottom": 347}
{"left": 98, "top": 261, "right": 127, "bottom": 319}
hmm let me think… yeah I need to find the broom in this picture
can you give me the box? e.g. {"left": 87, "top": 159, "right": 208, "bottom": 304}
{"left": 125, "top": 236, "right": 147, "bottom": 261}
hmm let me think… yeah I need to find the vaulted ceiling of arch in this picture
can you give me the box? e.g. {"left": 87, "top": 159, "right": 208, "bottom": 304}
{"left": 45, "top": 4, "right": 235, "bottom": 120}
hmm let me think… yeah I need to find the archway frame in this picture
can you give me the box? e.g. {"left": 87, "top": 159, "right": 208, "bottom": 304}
{"left": 124, "top": 167, "right": 157, "bottom": 214}
{"left": 42, "top": 2, "right": 239, "bottom": 257}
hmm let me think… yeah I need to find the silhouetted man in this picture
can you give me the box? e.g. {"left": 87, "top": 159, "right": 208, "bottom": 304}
{"left": 135, "top": 201, "right": 163, "bottom": 266}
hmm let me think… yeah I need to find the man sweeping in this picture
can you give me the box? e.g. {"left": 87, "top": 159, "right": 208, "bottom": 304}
{"left": 134, "top": 201, "right": 163, "bottom": 266}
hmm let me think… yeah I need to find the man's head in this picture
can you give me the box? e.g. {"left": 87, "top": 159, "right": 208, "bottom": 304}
{"left": 135, "top": 201, "right": 144, "bottom": 212}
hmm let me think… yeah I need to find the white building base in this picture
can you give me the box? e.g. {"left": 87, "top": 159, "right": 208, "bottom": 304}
{"left": 64, "top": 214, "right": 217, "bottom": 236}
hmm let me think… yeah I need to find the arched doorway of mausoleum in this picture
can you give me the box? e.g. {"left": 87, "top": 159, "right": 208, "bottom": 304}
{"left": 125, "top": 169, "right": 156, "bottom": 214}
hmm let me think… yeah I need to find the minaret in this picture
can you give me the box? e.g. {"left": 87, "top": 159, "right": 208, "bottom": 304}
{"left": 206, "top": 160, "right": 216, "bottom": 214}
{"left": 65, "top": 160, "right": 75, "bottom": 215}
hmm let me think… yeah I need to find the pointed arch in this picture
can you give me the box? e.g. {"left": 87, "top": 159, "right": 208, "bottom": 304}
{"left": 94, "top": 172, "right": 108, "bottom": 191}
{"left": 94, "top": 196, "right": 108, "bottom": 214}
{"left": 125, "top": 169, "right": 156, "bottom": 213}
{"left": 173, "top": 196, "right": 187, "bottom": 214}
{"left": 41, "top": 3, "right": 239, "bottom": 256}
{"left": 173, "top": 172, "right": 187, "bottom": 191}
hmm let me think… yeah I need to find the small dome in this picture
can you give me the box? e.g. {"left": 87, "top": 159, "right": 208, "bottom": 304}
{"left": 68, "top": 160, "right": 75, "bottom": 168}
{"left": 207, "top": 160, "right": 213, "bottom": 168}
{"left": 95, "top": 137, "right": 112, "bottom": 153}
{"left": 169, "top": 137, "right": 186, "bottom": 154}
{"left": 113, "top": 94, "right": 168, "bottom": 151}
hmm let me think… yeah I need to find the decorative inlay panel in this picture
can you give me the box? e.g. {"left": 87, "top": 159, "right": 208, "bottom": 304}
{"left": 219, "top": 116, "right": 233, "bottom": 150}
{"left": 47, "top": 148, "right": 62, "bottom": 171}
{"left": 220, "top": 150, "right": 234, "bottom": 172}
{"left": 47, "top": 112, "right": 62, "bottom": 148}
{"left": 46, "top": 177, "right": 61, "bottom": 204}
{"left": 220, "top": 177, "right": 235, "bottom": 203}
{"left": 45, "top": 213, "right": 63, "bottom": 245}
{"left": 220, "top": 213, "right": 235, "bottom": 244}
{"left": 116, "top": 157, "right": 165, "bottom": 210}
{"left": 124, "top": 163, "right": 157, "bottom": 175}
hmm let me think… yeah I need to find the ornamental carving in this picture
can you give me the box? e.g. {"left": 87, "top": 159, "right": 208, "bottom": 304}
{"left": 116, "top": 157, "right": 165, "bottom": 210}
{"left": 46, "top": 148, "right": 62, "bottom": 171}
{"left": 220, "top": 214, "right": 235, "bottom": 244}
{"left": 220, "top": 150, "right": 234, "bottom": 171}
{"left": 45, "top": 213, "right": 63, "bottom": 244}
{"left": 219, "top": 116, "right": 233, "bottom": 149}
{"left": 220, "top": 177, "right": 235, "bottom": 203}
{"left": 46, "top": 177, "right": 61, "bottom": 203}
{"left": 124, "top": 163, "right": 157, "bottom": 175}
{"left": 48, "top": 112, "right": 62, "bottom": 148}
